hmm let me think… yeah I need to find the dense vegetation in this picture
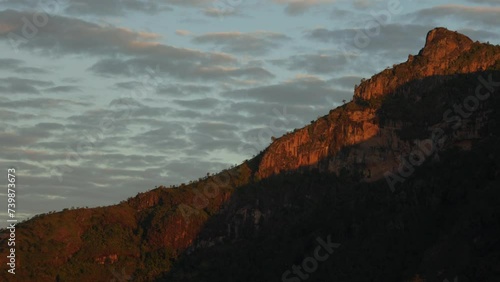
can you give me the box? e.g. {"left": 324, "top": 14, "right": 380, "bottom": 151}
{"left": 164, "top": 142, "right": 500, "bottom": 282}
{"left": 0, "top": 164, "right": 254, "bottom": 281}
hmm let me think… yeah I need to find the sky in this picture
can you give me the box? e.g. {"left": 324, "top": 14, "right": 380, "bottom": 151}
{"left": 0, "top": 0, "right": 499, "bottom": 224}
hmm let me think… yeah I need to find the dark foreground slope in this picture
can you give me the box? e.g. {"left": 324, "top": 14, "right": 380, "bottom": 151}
{"left": 165, "top": 139, "right": 500, "bottom": 282}
{"left": 1, "top": 28, "right": 500, "bottom": 282}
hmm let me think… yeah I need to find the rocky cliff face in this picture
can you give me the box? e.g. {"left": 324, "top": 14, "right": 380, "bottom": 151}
{"left": 257, "top": 27, "right": 500, "bottom": 181}
{"left": 256, "top": 106, "right": 387, "bottom": 179}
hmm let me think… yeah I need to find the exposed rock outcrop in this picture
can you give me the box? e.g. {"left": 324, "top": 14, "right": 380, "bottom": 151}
{"left": 256, "top": 27, "right": 500, "bottom": 180}
{"left": 355, "top": 28, "right": 500, "bottom": 101}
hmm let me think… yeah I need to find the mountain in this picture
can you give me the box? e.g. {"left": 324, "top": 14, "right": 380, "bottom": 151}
{"left": 1, "top": 28, "right": 500, "bottom": 282}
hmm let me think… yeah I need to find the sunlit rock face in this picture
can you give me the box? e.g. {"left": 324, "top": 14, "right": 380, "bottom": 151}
{"left": 355, "top": 27, "right": 500, "bottom": 101}
{"left": 257, "top": 28, "right": 500, "bottom": 181}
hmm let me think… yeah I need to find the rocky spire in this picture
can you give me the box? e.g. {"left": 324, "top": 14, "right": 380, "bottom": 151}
{"left": 353, "top": 28, "right": 499, "bottom": 100}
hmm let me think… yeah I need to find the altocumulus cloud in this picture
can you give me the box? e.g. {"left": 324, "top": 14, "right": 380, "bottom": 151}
{"left": 192, "top": 31, "right": 291, "bottom": 55}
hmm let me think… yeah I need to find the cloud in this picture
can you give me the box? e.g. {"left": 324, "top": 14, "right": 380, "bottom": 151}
{"left": 305, "top": 24, "right": 430, "bottom": 47}
{"left": 0, "top": 109, "right": 36, "bottom": 121}
{"left": 352, "top": 0, "right": 372, "bottom": 8}
{"left": 203, "top": 7, "right": 241, "bottom": 18}
{"left": 130, "top": 125, "right": 189, "bottom": 152}
{"left": 221, "top": 76, "right": 350, "bottom": 107}
{"left": 89, "top": 57, "right": 273, "bottom": 82}
{"left": 164, "top": 0, "right": 214, "bottom": 7}
{"left": 273, "top": 0, "right": 336, "bottom": 15}
{"left": 0, "top": 10, "right": 232, "bottom": 62}
{"left": 466, "top": 0, "right": 499, "bottom": 5}
{"left": 192, "top": 121, "right": 239, "bottom": 140}
{"left": 226, "top": 100, "right": 320, "bottom": 127}
{"left": 114, "top": 81, "right": 145, "bottom": 90}
{"left": 410, "top": 5, "right": 500, "bottom": 28}
{"left": 0, "top": 10, "right": 277, "bottom": 85}
{"left": 350, "top": 0, "right": 388, "bottom": 9}
{"left": 270, "top": 53, "right": 347, "bottom": 74}
{"left": 328, "top": 75, "right": 364, "bottom": 90}
{"left": 108, "top": 97, "right": 144, "bottom": 108}
{"left": 155, "top": 83, "right": 212, "bottom": 96}
{"left": 0, "top": 58, "right": 50, "bottom": 74}
{"left": 173, "top": 97, "right": 222, "bottom": 109}
{"left": 455, "top": 28, "right": 500, "bottom": 43}
{"left": 301, "top": 24, "right": 499, "bottom": 78}
{"left": 64, "top": 0, "right": 172, "bottom": 16}
{"left": 193, "top": 65, "right": 275, "bottom": 80}
{"left": 304, "top": 24, "right": 434, "bottom": 63}
{"left": 39, "top": 0, "right": 237, "bottom": 17}
{"left": 304, "top": 27, "right": 347, "bottom": 43}
{"left": 35, "top": 122, "right": 65, "bottom": 131}
{"left": 192, "top": 31, "right": 291, "bottom": 55}
{"left": 0, "top": 10, "right": 162, "bottom": 55}
{"left": 0, "top": 77, "right": 53, "bottom": 94}
{"left": 175, "top": 29, "right": 192, "bottom": 36}
{"left": 185, "top": 134, "right": 243, "bottom": 156}
{"left": 0, "top": 98, "right": 91, "bottom": 108}
{"left": 0, "top": 131, "right": 39, "bottom": 147}
{"left": 0, "top": 58, "right": 21, "bottom": 68}
{"left": 44, "top": 85, "right": 81, "bottom": 93}
{"left": 163, "top": 159, "right": 230, "bottom": 182}
{"left": 0, "top": 0, "right": 172, "bottom": 16}
{"left": 14, "top": 66, "right": 49, "bottom": 74}
{"left": 0, "top": 0, "right": 241, "bottom": 19}
{"left": 88, "top": 59, "right": 135, "bottom": 76}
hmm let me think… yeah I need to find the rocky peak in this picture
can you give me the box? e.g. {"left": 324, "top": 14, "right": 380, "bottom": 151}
{"left": 424, "top": 27, "right": 473, "bottom": 50}
{"left": 354, "top": 28, "right": 500, "bottom": 100}
{"left": 256, "top": 28, "right": 500, "bottom": 180}
{"left": 419, "top": 27, "right": 474, "bottom": 62}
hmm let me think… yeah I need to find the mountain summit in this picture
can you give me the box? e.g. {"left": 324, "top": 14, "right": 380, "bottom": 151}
{"left": 421, "top": 27, "right": 474, "bottom": 59}
{"left": 1, "top": 28, "right": 500, "bottom": 282}
{"left": 355, "top": 27, "right": 499, "bottom": 101}
{"left": 258, "top": 27, "right": 500, "bottom": 180}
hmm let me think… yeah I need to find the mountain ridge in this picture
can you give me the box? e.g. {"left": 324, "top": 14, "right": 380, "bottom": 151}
{"left": 1, "top": 27, "right": 500, "bottom": 282}
{"left": 355, "top": 27, "right": 500, "bottom": 101}
{"left": 257, "top": 27, "right": 500, "bottom": 180}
